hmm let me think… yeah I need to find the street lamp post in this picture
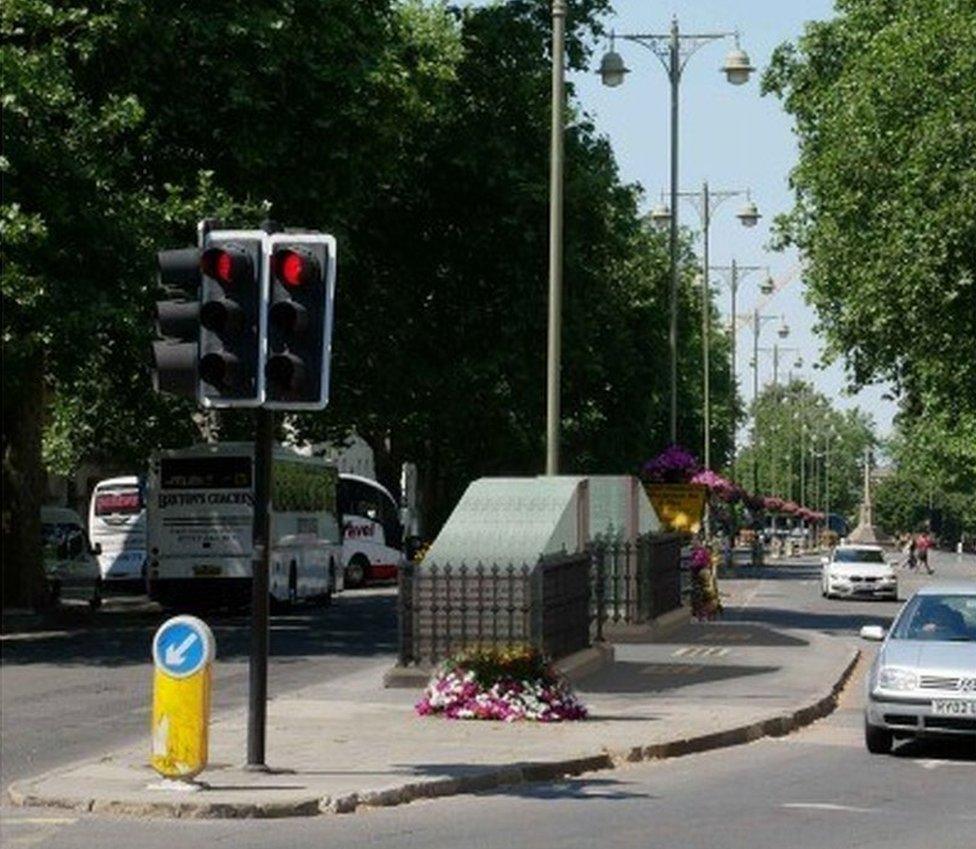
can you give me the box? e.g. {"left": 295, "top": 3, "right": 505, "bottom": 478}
{"left": 750, "top": 311, "right": 789, "bottom": 492}
{"left": 757, "top": 343, "right": 800, "bottom": 387}
{"left": 824, "top": 428, "right": 833, "bottom": 525}
{"left": 674, "top": 184, "right": 759, "bottom": 470}
{"left": 545, "top": 0, "right": 567, "bottom": 475}
{"left": 711, "top": 262, "right": 767, "bottom": 480}
{"left": 600, "top": 18, "right": 754, "bottom": 445}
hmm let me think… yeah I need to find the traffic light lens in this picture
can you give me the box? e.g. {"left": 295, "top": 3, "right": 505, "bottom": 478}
{"left": 267, "top": 353, "right": 305, "bottom": 391}
{"left": 201, "top": 247, "right": 251, "bottom": 286}
{"left": 278, "top": 251, "right": 305, "bottom": 287}
{"left": 216, "top": 252, "right": 233, "bottom": 282}
{"left": 274, "top": 249, "right": 321, "bottom": 288}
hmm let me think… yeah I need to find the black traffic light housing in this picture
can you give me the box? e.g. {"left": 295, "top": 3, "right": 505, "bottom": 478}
{"left": 198, "top": 230, "right": 265, "bottom": 407}
{"left": 152, "top": 247, "right": 201, "bottom": 399}
{"left": 264, "top": 233, "right": 335, "bottom": 410}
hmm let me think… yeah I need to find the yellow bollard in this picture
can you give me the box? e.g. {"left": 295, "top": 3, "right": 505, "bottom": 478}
{"left": 150, "top": 616, "right": 215, "bottom": 780}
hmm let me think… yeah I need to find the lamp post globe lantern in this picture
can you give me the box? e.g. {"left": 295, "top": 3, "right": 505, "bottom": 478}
{"left": 794, "top": 356, "right": 803, "bottom": 370}
{"left": 649, "top": 202, "right": 672, "bottom": 231}
{"left": 736, "top": 199, "right": 761, "bottom": 228}
{"left": 778, "top": 319, "right": 790, "bottom": 339}
{"left": 760, "top": 273, "right": 775, "bottom": 295}
{"left": 722, "top": 44, "right": 755, "bottom": 85}
{"left": 599, "top": 47, "right": 629, "bottom": 88}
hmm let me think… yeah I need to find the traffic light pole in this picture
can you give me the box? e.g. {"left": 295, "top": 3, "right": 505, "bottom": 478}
{"left": 247, "top": 407, "right": 274, "bottom": 768}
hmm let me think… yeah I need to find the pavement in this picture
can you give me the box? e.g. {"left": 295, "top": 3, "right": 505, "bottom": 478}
{"left": 7, "top": 559, "right": 863, "bottom": 820}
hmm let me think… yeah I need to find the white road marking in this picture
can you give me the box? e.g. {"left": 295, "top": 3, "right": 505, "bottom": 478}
{"left": 0, "top": 630, "right": 77, "bottom": 642}
{"left": 917, "top": 759, "right": 976, "bottom": 769}
{"left": 672, "top": 646, "right": 730, "bottom": 658}
{"left": 3, "top": 818, "right": 78, "bottom": 825}
{"left": 782, "top": 802, "right": 876, "bottom": 813}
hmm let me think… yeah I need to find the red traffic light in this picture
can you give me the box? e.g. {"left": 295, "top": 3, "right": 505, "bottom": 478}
{"left": 273, "top": 249, "right": 320, "bottom": 288}
{"left": 201, "top": 247, "right": 251, "bottom": 286}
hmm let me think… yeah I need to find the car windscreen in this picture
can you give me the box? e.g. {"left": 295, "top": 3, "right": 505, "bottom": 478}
{"left": 891, "top": 594, "right": 976, "bottom": 641}
{"left": 833, "top": 549, "right": 884, "bottom": 563}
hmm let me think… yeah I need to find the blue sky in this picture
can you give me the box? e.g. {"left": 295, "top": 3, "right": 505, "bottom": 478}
{"left": 567, "top": 0, "right": 897, "bottom": 435}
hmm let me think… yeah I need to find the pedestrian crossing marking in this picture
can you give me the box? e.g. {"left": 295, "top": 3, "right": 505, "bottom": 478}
{"left": 672, "top": 646, "right": 730, "bottom": 658}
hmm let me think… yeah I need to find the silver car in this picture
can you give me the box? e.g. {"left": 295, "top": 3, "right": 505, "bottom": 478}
{"left": 861, "top": 582, "right": 976, "bottom": 753}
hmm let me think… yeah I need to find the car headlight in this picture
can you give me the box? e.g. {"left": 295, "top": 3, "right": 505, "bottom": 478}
{"left": 877, "top": 667, "right": 918, "bottom": 691}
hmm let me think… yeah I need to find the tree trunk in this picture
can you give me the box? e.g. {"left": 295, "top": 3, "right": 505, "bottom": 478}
{"left": 2, "top": 353, "right": 48, "bottom": 609}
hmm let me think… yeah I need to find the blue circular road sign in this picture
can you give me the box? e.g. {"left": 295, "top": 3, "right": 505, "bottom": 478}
{"left": 152, "top": 615, "right": 215, "bottom": 679}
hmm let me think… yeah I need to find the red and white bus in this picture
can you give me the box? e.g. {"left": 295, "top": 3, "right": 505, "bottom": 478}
{"left": 338, "top": 474, "right": 404, "bottom": 587}
{"left": 88, "top": 476, "right": 147, "bottom": 593}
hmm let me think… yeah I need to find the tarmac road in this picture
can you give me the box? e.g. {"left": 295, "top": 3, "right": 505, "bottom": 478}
{"left": 2, "top": 552, "right": 973, "bottom": 848}
{"left": 0, "top": 588, "right": 398, "bottom": 789}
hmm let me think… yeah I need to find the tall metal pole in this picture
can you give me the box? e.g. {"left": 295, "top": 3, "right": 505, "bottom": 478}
{"left": 825, "top": 432, "right": 831, "bottom": 524}
{"left": 701, "top": 180, "right": 711, "bottom": 469}
{"left": 773, "top": 343, "right": 780, "bottom": 387}
{"left": 752, "top": 308, "right": 759, "bottom": 493}
{"left": 247, "top": 407, "right": 273, "bottom": 768}
{"left": 668, "top": 18, "right": 680, "bottom": 445}
{"left": 545, "top": 0, "right": 566, "bottom": 475}
{"left": 729, "top": 259, "right": 738, "bottom": 480}
{"left": 800, "top": 417, "right": 806, "bottom": 508}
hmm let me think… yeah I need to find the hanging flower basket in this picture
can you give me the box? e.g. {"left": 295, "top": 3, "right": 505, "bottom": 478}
{"left": 644, "top": 483, "right": 708, "bottom": 533}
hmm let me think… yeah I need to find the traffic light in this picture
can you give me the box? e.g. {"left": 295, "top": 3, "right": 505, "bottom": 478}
{"left": 264, "top": 233, "right": 336, "bottom": 410}
{"left": 198, "top": 230, "right": 266, "bottom": 407}
{"left": 153, "top": 247, "right": 201, "bottom": 399}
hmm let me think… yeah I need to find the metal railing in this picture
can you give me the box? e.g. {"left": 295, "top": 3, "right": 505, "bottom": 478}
{"left": 397, "top": 534, "right": 683, "bottom": 667}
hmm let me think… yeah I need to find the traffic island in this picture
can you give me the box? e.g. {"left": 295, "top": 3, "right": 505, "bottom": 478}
{"left": 8, "top": 626, "right": 861, "bottom": 820}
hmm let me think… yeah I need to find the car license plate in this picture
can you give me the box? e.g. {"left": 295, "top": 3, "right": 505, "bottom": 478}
{"left": 193, "top": 564, "right": 222, "bottom": 577}
{"left": 930, "top": 699, "right": 976, "bottom": 716}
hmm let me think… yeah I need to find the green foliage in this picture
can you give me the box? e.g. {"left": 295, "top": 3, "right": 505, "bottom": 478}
{"left": 3, "top": 0, "right": 738, "bottom": 543}
{"left": 874, "top": 418, "right": 976, "bottom": 540}
{"left": 446, "top": 644, "right": 552, "bottom": 687}
{"left": 737, "top": 380, "right": 876, "bottom": 520}
{"left": 763, "top": 0, "right": 976, "bottom": 487}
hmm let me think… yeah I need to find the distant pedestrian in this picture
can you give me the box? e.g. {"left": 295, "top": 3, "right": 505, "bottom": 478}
{"left": 917, "top": 533, "right": 934, "bottom": 574}
{"left": 902, "top": 534, "right": 917, "bottom": 571}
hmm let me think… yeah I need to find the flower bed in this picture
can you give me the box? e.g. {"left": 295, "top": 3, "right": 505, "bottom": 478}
{"left": 415, "top": 645, "right": 588, "bottom": 722}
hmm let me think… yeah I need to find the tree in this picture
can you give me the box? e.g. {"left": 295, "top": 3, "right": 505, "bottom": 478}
{"left": 1, "top": 0, "right": 456, "bottom": 605}
{"left": 763, "top": 0, "right": 976, "bottom": 493}
{"left": 737, "top": 380, "right": 876, "bottom": 521}
{"left": 3, "top": 0, "right": 739, "bottom": 604}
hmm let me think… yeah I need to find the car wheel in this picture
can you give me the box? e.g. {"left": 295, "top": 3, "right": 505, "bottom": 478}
{"left": 344, "top": 556, "right": 368, "bottom": 589}
{"left": 864, "top": 720, "right": 892, "bottom": 754}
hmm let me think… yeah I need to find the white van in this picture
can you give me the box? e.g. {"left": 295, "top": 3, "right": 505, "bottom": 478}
{"left": 88, "top": 476, "right": 147, "bottom": 593}
{"left": 41, "top": 506, "right": 102, "bottom": 609}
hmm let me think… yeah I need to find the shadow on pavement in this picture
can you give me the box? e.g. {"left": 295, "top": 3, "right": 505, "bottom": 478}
{"left": 392, "top": 764, "right": 654, "bottom": 802}
{"left": 891, "top": 737, "right": 976, "bottom": 762}
{"left": 0, "top": 592, "right": 397, "bottom": 667}
{"left": 643, "top": 621, "right": 808, "bottom": 647}
{"left": 580, "top": 661, "right": 779, "bottom": 695}
{"left": 487, "top": 776, "right": 655, "bottom": 802}
{"left": 718, "top": 564, "right": 822, "bottom": 582}
{"left": 724, "top": 605, "right": 893, "bottom": 636}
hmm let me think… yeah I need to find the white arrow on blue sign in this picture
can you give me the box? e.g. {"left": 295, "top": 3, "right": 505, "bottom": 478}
{"left": 152, "top": 615, "right": 215, "bottom": 679}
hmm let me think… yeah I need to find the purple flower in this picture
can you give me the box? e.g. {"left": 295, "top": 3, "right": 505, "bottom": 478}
{"left": 641, "top": 445, "right": 701, "bottom": 484}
